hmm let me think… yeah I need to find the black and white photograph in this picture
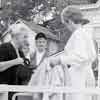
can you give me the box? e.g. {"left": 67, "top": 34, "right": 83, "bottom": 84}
{"left": 0, "top": 0, "right": 99, "bottom": 100}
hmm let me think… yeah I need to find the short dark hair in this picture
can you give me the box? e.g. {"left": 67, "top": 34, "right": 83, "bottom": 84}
{"left": 35, "top": 32, "right": 47, "bottom": 40}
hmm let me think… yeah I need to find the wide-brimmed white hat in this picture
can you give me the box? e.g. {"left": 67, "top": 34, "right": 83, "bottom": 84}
{"left": 61, "top": 6, "right": 89, "bottom": 24}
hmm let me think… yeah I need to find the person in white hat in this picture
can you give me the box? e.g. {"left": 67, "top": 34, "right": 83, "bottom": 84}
{"left": 60, "top": 6, "right": 97, "bottom": 100}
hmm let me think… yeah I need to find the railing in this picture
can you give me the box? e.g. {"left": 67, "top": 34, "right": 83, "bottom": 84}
{"left": 0, "top": 85, "right": 98, "bottom": 100}
{"left": 11, "top": 87, "right": 99, "bottom": 100}
{"left": 0, "top": 85, "right": 99, "bottom": 100}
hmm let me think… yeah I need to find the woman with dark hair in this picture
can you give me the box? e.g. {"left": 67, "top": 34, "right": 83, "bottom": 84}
{"left": 28, "top": 32, "right": 48, "bottom": 100}
{"left": 28, "top": 32, "right": 70, "bottom": 100}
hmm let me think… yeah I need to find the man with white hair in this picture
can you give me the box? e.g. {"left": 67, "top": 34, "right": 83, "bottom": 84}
{"left": 0, "top": 31, "right": 29, "bottom": 84}
{"left": 0, "top": 30, "right": 31, "bottom": 100}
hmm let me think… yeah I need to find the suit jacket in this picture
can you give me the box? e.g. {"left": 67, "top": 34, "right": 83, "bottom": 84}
{"left": 0, "top": 42, "right": 18, "bottom": 84}
{"left": 0, "top": 42, "right": 33, "bottom": 85}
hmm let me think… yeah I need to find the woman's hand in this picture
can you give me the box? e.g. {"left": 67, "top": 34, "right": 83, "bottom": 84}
{"left": 49, "top": 57, "right": 61, "bottom": 68}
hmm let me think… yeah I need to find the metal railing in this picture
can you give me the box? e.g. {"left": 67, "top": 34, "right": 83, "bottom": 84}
{"left": 0, "top": 85, "right": 99, "bottom": 100}
{"left": 0, "top": 85, "right": 98, "bottom": 99}
{"left": 0, "top": 85, "right": 97, "bottom": 100}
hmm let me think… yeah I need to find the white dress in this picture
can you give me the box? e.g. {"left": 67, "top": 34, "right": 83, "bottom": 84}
{"left": 61, "top": 24, "right": 96, "bottom": 100}
{"left": 43, "top": 63, "right": 71, "bottom": 100}
{"left": 29, "top": 54, "right": 71, "bottom": 100}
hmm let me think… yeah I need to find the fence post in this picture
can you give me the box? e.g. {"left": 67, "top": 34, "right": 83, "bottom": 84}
{"left": 98, "top": 55, "right": 100, "bottom": 87}
{"left": 0, "top": 92, "right": 8, "bottom": 100}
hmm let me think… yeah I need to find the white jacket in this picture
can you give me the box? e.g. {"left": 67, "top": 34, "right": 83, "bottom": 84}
{"left": 61, "top": 24, "right": 97, "bottom": 100}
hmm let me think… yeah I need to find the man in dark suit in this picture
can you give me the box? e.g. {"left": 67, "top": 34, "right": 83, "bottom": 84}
{"left": 0, "top": 31, "right": 30, "bottom": 84}
{"left": 0, "top": 30, "right": 30, "bottom": 100}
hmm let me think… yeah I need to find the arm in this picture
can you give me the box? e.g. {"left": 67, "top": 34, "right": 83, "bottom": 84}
{"left": 0, "top": 43, "right": 25, "bottom": 72}
{"left": 0, "top": 57, "right": 24, "bottom": 72}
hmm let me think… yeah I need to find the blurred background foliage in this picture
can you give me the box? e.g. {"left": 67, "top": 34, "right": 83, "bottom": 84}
{"left": 0, "top": 0, "right": 98, "bottom": 39}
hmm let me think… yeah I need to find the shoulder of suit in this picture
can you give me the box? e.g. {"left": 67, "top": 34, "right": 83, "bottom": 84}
{"left": 0, "top": 42, "right": 12, "bottom": 48}
{"left": 75, "top": 23, "right": 94, "bottom": 36}
{"left": 82, "top": 23, "right": 94, "bottom": 31}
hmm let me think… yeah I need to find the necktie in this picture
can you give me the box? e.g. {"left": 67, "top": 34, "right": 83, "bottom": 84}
{"left": 18, "top": 49, "right": 30, "bottom": 66}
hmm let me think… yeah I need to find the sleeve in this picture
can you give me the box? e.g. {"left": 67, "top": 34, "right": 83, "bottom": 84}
{"left": 0, "top": 43, "right": 17, "bottom": 61}
{"left": 0, "top": 43, "right": 9, "bottom": 61}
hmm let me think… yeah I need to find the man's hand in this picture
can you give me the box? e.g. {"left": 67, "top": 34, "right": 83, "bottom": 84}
{"left": 0, "top": 57, "right": 24, "bottom": 72}
{"left": 15, "top": 57, "right": 24, "bottom": 65}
